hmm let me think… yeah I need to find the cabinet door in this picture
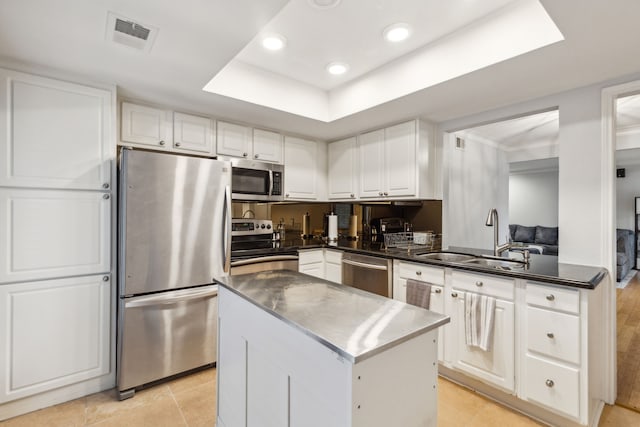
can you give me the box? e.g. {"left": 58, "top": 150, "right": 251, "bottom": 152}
{"left": 328, "top": 137, "right": 357, "bottom": 200}
{"left": 253, "top": 129, "right": 283, "bottom": 163}
{"left": 0, "top": 69, "right": 113, "bottom": 190}
{"left": 173, "top": 112, "right": 214, "bottom": 154}
{"left": 0, "top": 275, "right": 111, "bottom": 403}
{"left": 384, "top": 121, "right": 416, "bottom": 197}
{"left": 217, "top": 121, "right": 251, "bottom": 158}
{"left": 358, "top": 129, "right": 385, "bottom": 198}
{"left": 448, "top": 291, "right": 515, "bottom": 393}
{"left": 0, "top": 189, "right": 111, "bottom": 284}
{"left": 284, "top": 137, "right": 317, "bottom": 200}
{"left": 121, "top": 102, "right": 171, "bottom": 149}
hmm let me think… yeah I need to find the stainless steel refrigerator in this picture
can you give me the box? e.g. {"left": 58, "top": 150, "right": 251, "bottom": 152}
{"left": 117, "top": 148, "right": 231, "bottom": 400}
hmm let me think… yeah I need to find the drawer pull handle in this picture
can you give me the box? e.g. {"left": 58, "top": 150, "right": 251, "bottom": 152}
{"left": 545, "top": 379, "right": 554, "bottom": 388}
{"left": 546, "top": 294, "right": 555, "bottom": 301}
{"left": 475, "top": 281, "right": 483, "bottom": 287}
{"left": 416, "top": 271, "right": 422, "bottom": 276}
{"left": 546, "top": 332, "right": 555, "bottom": 339}
{"left": 451, "top": 292, "right": 458, "bottom": 298}
{"left": 434, "top": 288, "right": 442, "bottom": 294}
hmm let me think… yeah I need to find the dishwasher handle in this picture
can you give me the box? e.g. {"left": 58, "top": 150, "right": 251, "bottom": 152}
{"left": 342, "top": 258, "right": 389, "bottom": 271}
{"left": 125, "top": 286, "right": 218, "bottom": 308}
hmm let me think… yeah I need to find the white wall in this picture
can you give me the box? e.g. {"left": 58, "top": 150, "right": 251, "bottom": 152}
{"left": 615, "top": 164, "right": 640, "bottom": 231}
{"left": 509, "top": 170, "right": 559, "bottom": 227}
{"left": 443, "top": 134, "right": 509, "bottom": 250}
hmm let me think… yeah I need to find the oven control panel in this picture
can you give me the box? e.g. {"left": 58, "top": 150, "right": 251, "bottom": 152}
{"left": 231, "top": 219, "right": 273, "bottom": 236}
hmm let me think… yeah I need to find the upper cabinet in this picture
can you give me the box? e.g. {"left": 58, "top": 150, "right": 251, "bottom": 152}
{"left": 121, "top": 102, "right": 215, "bottom": 156}
{"left": 0, "top": 69, "right": 113, "bottom": 190}
{"left": 217, "top": 121, "right": 283, "bottom": 163}
{"left": 328, "top": 137, "right": 357, "bottom": 200}
{"left": 358, "top": 119, "right": 440, "bottom": 200}
{"left": 284, "top": 137, "right": 326, "bottom": 200}
{"left": 173, "top": 112, "right": 215, "bottom": 154}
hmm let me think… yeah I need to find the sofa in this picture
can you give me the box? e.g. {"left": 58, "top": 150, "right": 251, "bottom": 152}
{"left": 617, "top": 229, "right": 635, "bottom": 281}
{"left": 509, "top": 224, "right": 558, "bottom": 255}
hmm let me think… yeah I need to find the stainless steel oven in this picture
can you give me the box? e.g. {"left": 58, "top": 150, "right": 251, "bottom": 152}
{"left": 342, "top": 252, "right": 392, "bottom": 297}
{"left": 230, "top": 219, "right": 298, "bottom": 275}
{"left": 221, "top": 157, "right": 284, "bottom": 202}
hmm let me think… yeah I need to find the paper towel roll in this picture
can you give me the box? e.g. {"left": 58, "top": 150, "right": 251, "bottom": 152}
{"left": 328, "top": 214, "right": 338, "bottom": 241}
{"left": 349, "top": 215, "right": 358, "bottom": 239}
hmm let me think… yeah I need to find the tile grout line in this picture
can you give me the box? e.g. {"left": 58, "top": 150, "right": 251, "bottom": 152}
{"left": 169, "top": 386, "right": 190, "bottom": 427}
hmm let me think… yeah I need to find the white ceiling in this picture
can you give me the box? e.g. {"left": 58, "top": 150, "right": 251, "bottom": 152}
{"left": 234, "top": 0, "right": 515, "bottom": 92}
{"left": 1, "top": 0, "right": 640, "bottom": 140}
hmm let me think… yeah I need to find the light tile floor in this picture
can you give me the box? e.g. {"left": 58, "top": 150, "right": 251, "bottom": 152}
{"left": 1, "top": 368, "right": 638, "bottom": 426}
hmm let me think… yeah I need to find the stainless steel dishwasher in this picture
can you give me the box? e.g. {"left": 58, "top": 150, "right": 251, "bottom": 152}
{"left": 342, "top": 252, "right": 393, "bottom": 297}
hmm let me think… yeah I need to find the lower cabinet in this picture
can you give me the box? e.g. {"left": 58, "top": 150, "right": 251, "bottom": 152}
{"left": 0, "top": 275, "right": 111, "bottom": 404}
{"left": 298, "top": 249, "right": 343, "bottom": 284}
{"left": 447, "top": 290, "right": 515, "bottom": 393}
{"left": 393, "top": 260, "right": 445, "bottom": 361}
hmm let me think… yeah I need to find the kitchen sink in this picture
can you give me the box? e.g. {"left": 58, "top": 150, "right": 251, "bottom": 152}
{"left": 464, "top": 257, "right": 526, "bottom": 270}
{"left": 414, "top": 252, "right": 477, "bottom": 263}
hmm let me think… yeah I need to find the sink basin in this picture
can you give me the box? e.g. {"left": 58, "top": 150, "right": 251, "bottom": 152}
{"left": 464, "top": 258, "right": 525, "bottom": 270}
{"left": 415, "top": 252, "right": 477, "bottom": 263}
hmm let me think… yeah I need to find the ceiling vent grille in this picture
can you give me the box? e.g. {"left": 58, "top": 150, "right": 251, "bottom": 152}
{"left": 106, "top": 12, "right": 158, "bottom": 53}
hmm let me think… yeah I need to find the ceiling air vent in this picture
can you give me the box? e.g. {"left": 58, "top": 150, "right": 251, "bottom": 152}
{"left": 106, "top": 12, "right": 158, "bottom": 53}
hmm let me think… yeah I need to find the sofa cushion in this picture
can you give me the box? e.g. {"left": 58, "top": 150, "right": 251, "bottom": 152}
{"left": 509, "top": 224, "right": 518, "bottom": 242}
{"left": 617, "top": 252, "right": 629, "bottom": 266}
{"left": 535, "top": 226, "right": 559, "bottom": 246}
{"left": 514, "top": 225, "right": 536, "bottom": 243}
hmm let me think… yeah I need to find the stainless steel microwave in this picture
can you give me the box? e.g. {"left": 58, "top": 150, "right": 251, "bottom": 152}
{"left": 220, "top": 157, "right": 284, "bottom": 201}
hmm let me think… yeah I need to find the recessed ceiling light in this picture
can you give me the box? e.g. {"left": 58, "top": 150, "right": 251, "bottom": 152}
{"left": 261, "top": 34, "right": 286, "bottom": 51}
{"left": 383, "top": 23, "right": 411, "bottom": 42}
{"left": 326, "top": 62, "right": 349, "bottom": 75}
{"left": 308, "top": 0, "right": 341, "bottom": 10}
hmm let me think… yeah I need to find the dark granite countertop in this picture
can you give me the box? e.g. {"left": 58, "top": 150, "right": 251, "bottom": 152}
{"left": 215, "top": 270, "right": 449, "bottom": 363}
{"left": 274, "top": 238, "right": 606, "bottom": 289}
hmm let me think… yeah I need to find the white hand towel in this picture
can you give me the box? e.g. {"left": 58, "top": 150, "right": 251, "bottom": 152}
{"left": 464, "top": 292, "right": 496, "bottom": 351}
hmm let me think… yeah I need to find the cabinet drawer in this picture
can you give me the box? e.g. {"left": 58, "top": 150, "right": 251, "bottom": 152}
{"left": 523, "top": 354, "right": 580, "bottom": 419}
{"left": 398, "top": 262, "right": 444, "bottom": 285}
{"left": 324, "top": 249, "right": 343, "bottom": 264}
{"left": 298, "top": 249, "right": 324, "bottom": 265}
{"left": 451, "top": 271, "right": 514, "bottom": 301}
{"left": 526, "top": 282, "right": 579, "bottom": 314}
{"left": 527, "top": 306, "right": 580, "bottom": 364}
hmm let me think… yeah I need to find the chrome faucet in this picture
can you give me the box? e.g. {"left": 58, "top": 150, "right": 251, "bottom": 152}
{"left": 485, "top": 208, "right": 511, "bottom": 257}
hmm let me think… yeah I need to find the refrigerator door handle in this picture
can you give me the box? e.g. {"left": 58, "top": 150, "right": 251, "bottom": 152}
{"left": 222, "top": 184, "right": 231, "bottom": 273}
{"left": 125, "top": 286, "right": 218, "bottom": 308}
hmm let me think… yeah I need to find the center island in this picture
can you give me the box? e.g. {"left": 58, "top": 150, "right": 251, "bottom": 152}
{"left": 214, "top": 270, "right": 450, "bottom": 427}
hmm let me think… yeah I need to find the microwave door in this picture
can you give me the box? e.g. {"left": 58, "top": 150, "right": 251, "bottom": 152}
{"left": 232, "top": 168, "right": 270, "bottom": 196}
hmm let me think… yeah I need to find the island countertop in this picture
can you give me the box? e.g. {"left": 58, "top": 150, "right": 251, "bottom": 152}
{"left": 214, "top": 270, "right": 450, "bottom": 363}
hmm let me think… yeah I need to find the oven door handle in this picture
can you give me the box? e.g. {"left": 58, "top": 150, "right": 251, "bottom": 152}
{"left": 342, "top": 259, "right": 389, "bottom": 271}
{"left": 231, "top": 255, "right": 299, "bottom": 267}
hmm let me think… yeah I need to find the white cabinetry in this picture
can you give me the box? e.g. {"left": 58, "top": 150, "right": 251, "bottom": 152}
{"left": 284, "top": 137, "right": 327, "bottom": 200}
{"left": 217, "top": 122, "right": 283, "bottom": 163}
{"left": 324, "top": 249, "right": 343, "bottom": 283}
{"left": 393, "top": 260, "right": 445, "bottom": 361}
{"left": 328, "top": 137, "right": 357, "bottom": 200}
{"left": 253, "top": 129, "right": 283, "bottom": 163}
{"left": 298, "top": 249, "right": 324, "bottom": 279}
{"left": 0, "top": 71, "right": 112, "bottom": 190}
{"left": 520, "top": 282, "right": 585, "bottom": 421}
{"left": 445, "top": 271, "right": 515, "bottom": 393}
{"left": 121, "top": 102, "right": 214, "bottom": 156}
{"left": 358, "top": 120, "right": 438, "bottom": 200}
{"left": 0, "top": 275, "right": 111, "bottom": 403}
{"left": 173, "top": 112, "right": 214, "bottom": 154}
{"left": 298, "top": 249, "right": 343, "bottom": 283}
{"left": 121, "top": 102, "right": 172, "bottom": 150}
{"left": 0, "top": 68, "right": 115, "bottom": 419}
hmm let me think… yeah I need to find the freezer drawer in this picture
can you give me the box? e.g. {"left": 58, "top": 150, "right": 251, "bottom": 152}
{"left": 118, "top": 285, "right": 218, "bottom": 395}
